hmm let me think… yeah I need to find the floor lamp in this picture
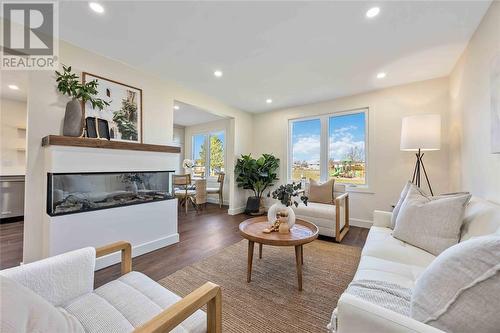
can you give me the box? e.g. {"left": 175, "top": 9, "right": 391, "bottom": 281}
{"left": 400, "top": 114, "right": 441, "bottom": 196}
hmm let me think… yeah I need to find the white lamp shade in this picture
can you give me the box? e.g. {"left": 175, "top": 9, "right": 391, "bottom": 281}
{"left": 400, "top": 114, "right": 441, "bottom": 151}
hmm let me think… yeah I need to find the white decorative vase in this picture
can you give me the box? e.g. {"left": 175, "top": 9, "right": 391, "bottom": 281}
{"left": 267, "top": 203, "right": 296, "bottom": 228}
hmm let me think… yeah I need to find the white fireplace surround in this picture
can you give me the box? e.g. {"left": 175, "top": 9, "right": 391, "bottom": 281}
{"left": 38, "top": 145, "right": 180, "bottom": 269}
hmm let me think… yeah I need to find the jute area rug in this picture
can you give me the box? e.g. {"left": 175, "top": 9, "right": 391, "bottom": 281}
{"left": 159, "top": 239, "right": 361, "bottom": 333}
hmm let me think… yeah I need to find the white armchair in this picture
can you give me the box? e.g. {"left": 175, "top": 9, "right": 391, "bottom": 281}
{"left": 292, "top": 184, "right": 350, "bottom": 242}
{"left": 0, "top": 241, "right": 222, "bottom": 333}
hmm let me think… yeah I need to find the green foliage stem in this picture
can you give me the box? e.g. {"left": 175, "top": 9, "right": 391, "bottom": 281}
{"left": 55, "top": 65, "right": 110, "bottom": 111}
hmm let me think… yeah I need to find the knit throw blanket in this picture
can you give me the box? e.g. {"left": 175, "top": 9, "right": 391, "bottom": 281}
{"left": 346, "top": 279, "right": 412, "bottom": 316}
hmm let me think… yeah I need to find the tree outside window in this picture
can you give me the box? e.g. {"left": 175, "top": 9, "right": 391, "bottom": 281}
{"left": 192, "top": 132, "right": 225, "bottom": 178}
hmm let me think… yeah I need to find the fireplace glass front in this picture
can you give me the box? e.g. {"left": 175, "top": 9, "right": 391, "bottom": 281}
{"left": 47, "top": 171, "right": 175, "bottom": 216}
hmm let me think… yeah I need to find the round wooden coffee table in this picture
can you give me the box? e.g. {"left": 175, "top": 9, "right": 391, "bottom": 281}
{"left": 239, "top": 216, "right": 319, "bottom": 291}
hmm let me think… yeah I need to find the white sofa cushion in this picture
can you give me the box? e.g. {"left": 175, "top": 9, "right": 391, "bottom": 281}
{"left": 353, "top": 255, "right": 428, "bottom": 289}
{"left": 0, "top": 247, "right": 96, "bottom": 307}
{"left": 411, "top": 235, "right": 500, "bottom": 333}
{"left": 393, "top": 186, "right": 471, "bottom": 255}
{"left": 0, "top": 276, "right": 85, "bottom": 333}
{"left": 64, "top": 271, "right": 206, "bottom": 333}
{"left": 293, "top": 201, "right": 335, "bottom": 220}
{"left": 293, "top": 201, "right": 347, "bottom": 237}
{"left": 361, "top": 226, "right": 436, "bottom": 268}
{"left": 460, "top": 197, "right": 500, "bottom": 241}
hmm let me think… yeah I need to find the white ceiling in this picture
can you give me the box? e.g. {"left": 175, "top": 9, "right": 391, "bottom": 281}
{"left": 173, "top": 101, "right": 226, "bottom": 127}
{"left": 59, "top": 1, "right": 491, "bottom": 113}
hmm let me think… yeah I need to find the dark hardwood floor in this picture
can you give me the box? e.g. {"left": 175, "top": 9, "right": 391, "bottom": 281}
{"left": 0, "top": 204, "right": 369, "bottom": 288}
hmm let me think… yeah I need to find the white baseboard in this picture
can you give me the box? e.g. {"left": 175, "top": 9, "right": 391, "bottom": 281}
{"left": 228, "top": 206, "right": 246, "bottom": 215}
{"left": 206, "top": 197, "right": 230, "bottom": 206}
{"left": 95, "top": 233, "right": 179, "bottom": 270}
{"left": 350, "top": 218, "right": 372, "bottom": 229}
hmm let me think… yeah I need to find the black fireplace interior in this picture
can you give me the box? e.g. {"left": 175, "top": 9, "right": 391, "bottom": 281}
{"left": 47, "top": 171, "right": 175, "bottom": 216}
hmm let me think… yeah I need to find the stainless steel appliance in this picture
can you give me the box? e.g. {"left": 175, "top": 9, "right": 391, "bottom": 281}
{"left": 0, "top": 175, "right": 25, "bottom": 220}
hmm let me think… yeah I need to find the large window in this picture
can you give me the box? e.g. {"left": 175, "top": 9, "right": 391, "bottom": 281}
{"left": 289, "top": 109, "right": 367, "bottom": 185}
{"left": 192, "top": 131, "right": 225, "bottom": 178}
{"left": 291, "top": 118, "right": 321, "bottom": 181}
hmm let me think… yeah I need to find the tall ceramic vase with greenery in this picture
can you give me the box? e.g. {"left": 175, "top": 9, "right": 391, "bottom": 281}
{"left": 55, "top": 65, "right": 109, "bottom": 137}
{"left": 234, "top": 154, "right": 279, "bottom": 215}
{"left": 268, "top": 182, "right": 308, "bottom": 231}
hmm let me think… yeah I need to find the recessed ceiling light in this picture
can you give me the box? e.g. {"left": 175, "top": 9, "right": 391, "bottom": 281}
{"left": 213, "top": 70, "right": 223, "bottom": 78}
{"left": 8, "top": 84, "right": 19, "bottom": 90}
{"left": 366, "top": 7, "right": 380, "bottom": 18}
{"left": 376, "top": 72, "right": 387, "bottom": 79}
{"left": 266, "top": 99, "right": 273, "bottom": 104}
{"left": 173, "top": 105, "right": 180, "bottom": 110}
{"left": 89, "top": 2, "right": 105, "bottom": 14}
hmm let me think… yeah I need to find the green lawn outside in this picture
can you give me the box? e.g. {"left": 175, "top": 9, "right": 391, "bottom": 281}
{"left": 292, "top": 167, "right": 365, "bottom": 185}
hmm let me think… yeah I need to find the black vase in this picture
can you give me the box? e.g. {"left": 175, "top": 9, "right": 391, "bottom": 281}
{"left": 245, "top": 196, "right": 261, "bottom": 215}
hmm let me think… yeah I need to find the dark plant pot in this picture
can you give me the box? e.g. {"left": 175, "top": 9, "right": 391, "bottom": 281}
{"left": 245, "top": 196, "right": 265, "bottom": 216}
{"left": 63, "top": 99, "right": 83, "bottom": 137}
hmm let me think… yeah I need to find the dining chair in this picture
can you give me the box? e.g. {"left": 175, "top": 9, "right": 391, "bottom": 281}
{"left": 207, "top": 172, "right": 225, "bottom": 208}
{"left": 173, "top": 174, "right": 195, "bottom": 214}
{"left": 194, "top": 179, "right": 207, "bottom": 211}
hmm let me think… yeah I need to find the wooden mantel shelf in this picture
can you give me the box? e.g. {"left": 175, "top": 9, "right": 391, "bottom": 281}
{"left": 41, "top": 135, "right": 181, "bottom": 153}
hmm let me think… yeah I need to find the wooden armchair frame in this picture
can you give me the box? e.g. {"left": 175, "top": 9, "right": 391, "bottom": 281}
{"left": 95, "top": 241, "right": 222, "bottom": 333}
{"left": 334, "top": 193, "right": 350, "bottom": 242}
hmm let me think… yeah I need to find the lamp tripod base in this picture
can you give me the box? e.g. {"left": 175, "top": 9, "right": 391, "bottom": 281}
{"left": 411, "top": 149, "right": 434, "bottom": 196}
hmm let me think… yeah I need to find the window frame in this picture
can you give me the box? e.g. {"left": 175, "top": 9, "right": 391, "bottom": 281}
{"left": 191, "top": 130, "right": 226, "bottom": 179}
{"left": 288, "top": 108, "right": 369, "bottom": 187}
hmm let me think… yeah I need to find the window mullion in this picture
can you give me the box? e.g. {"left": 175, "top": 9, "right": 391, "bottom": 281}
{"left": 205, "top": 134, "right": 210, "bottom": 177}
{"left": 320, "top": 116, "right": 329, "bottom": 182}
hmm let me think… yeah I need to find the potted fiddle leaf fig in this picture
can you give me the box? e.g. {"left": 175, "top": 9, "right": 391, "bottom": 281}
{"left": 234, "top": 153, "right": 279, "bottom": 215}
{"left": 55, "top": 65, "right": 110, "bottom": 137}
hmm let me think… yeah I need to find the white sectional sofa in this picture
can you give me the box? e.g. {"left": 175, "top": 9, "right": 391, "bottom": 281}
{"left": 330, "top": 196, "right": 500, "bottom": 333}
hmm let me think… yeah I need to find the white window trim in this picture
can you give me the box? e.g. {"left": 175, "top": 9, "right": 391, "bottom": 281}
{"left": 287, "top": 108, "right": 369, "bottom": 188}
{"left": 191, "top": 130, "right": 226, "bottom": 180}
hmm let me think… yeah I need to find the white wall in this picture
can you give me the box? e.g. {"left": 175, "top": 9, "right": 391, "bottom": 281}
{"left": 449, "top": 1, "right": 500, "bottom": 203}
{"left": 252, "top": 78, "right": 451, "bottom": 225}
{"left": 172, "top": 126, "right": 185, "bottom": 172}
{"left": 24, "top": 40, "right": 252, "bottom": 263}
{"left": 184, "top": 118, "right": 231, "bottom": 206}
{"left": 0, "top": 98, "right": 27, "bottom": 175}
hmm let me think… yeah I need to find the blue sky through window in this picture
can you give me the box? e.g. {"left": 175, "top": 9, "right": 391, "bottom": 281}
{"left": 193, "top": 134, "right": 206, "bottom": 161}
{"left": 329, "top": 112, "right": 365, "bottom": 161}
{"left": 292, "top": 119, "right": 321, "bottom": 163}
{"left": 291, "top": 112, "right": 365, "bottom": 163}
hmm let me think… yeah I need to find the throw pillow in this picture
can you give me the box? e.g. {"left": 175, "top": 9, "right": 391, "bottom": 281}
{"left": 390, "top": 181, "right": 412, "bottom": 229}
{"left": 308, "top": 178, "right": 334, "bottom": 204}
{"left": 0, "top": 276, "right": 84, "bottom": 333}
{"left": 411, "top": 236, "right": 500, "bottom": 333}
{"left": 393, "top": 185, "right": 471, "bottom": 255}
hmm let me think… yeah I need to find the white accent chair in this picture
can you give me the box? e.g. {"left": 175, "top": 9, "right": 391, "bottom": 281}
{"left": 0, "top": 241, "right": 222, "bottom": 333}
{"left": 330, "top": 197, "right": 500, "bottom": 333}
{"left": 292, "top": 184, "right": 350, "bottom": 242}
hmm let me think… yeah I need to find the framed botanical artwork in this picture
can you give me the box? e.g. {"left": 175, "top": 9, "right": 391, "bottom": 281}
{"left": 491, "top": 55, "right": 500, "bottom": 153}
{"left": 82, "top": 72, "right": 143, "bottom": 143}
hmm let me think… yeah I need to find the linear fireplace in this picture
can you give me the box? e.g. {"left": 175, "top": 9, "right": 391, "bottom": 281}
{"left": 47, "top": 170, "right": 175, "bottom": 216}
